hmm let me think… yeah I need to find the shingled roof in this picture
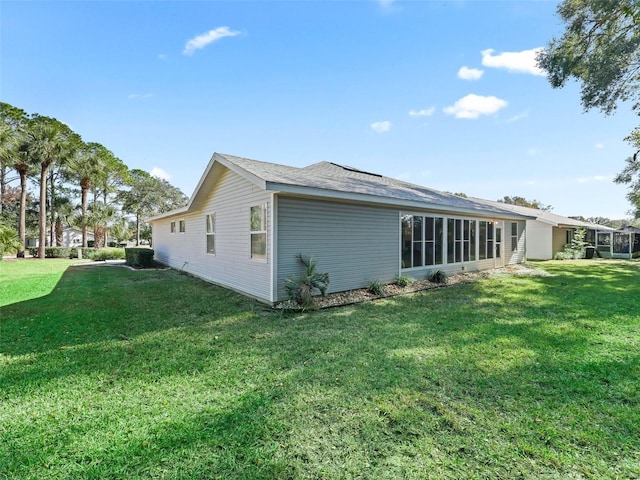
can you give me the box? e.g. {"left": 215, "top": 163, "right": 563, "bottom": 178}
{"left": 150, "top": 153, "right": 535, "bottom": 221}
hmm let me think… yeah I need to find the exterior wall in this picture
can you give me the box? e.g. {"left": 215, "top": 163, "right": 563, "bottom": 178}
{"left": 507, "top": 220, "right": 527, "bottom": 265}
{"left": 526, "top": 220, "right": 553, "bottom": 260}
{"left": 276, "top": 197, "right": 400, "bottom": 300}
{"left": 153, "top": 168, "right": 273, "bottom": 302}
{"left": 552, "top": 227, "right": 572, "bottom": 257}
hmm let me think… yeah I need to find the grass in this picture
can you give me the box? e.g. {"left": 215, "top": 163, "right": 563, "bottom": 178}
{"left": 1, "top": 259, "right": 639, "bottom": 479}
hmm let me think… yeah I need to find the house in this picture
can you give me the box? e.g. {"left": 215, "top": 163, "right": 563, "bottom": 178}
{"left": 61, "top": 227, "right": 94, "bottom": 247}
{"left": 26, "top": 227, "right": 96, "bottom": 248}
{"left": 149, "top": 153, "right": 532, "bottom": 304}
{"left": 471, "top": 200, "right": 611, "bottom": 260}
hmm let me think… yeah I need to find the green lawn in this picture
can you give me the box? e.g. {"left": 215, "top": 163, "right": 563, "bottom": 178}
{"left": 1, "top": 259, "right": 638, "bottom": 479}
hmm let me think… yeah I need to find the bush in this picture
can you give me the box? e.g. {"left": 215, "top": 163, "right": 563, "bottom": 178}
{"left": 284, "top": 254, "right": 330, "bottom": 311}
{"left": 70, "top": 247, "right": 98, "bottom": 259}
{"left": 428, "top": 270, "right": 447, "bottom": 284}
{"left": 395, "top": 275, "right": 412, "bottom": 288}
{"left": 367, "top": 280, "right": 386, "bottom": 296}
{"left": 125, "top": 247, "right": 155, "bottom": 268}
{"left": 90, "top": 248, "right": 126, "bottom": 261}
{"left": 44, "top": 247, "right": 73, "bottom": 259}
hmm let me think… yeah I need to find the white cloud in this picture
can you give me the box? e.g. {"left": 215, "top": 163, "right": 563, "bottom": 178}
{"left": 507, "top": 110, "right": 530, "bottom": 122}
{"left": 577, "top": 175, "right": 609, "bottom": 183}
{"left": 408, "top": 107, "right": 435, "bottom": 117}
{"left": 481, "top": 47, "right": 545, "bottom": 76}
{"left": 457, "top": 66, "right": 484, "bottom": 81}
{"left": 183, "top": 27, "right": 241, "bottom": 56}
{"left": 151, "top": 167, "right": 171, "bottom": 181}
{"left": 443, "top": 94, "right": 507, "bottom": 119}
{"left": 371, "top": 121, "right": 392, "bottom": 133}
{"left": 595, "top": 143, "right": 605, "bottom": 149}
{"left": 128, "top": 93, "right": 153, "bottom": 99}
{"left": 526, "top": 147, "right": 538, "bottom": 156}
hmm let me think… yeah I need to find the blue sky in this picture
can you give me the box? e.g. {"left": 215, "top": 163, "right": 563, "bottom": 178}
{"left": 2, "top": 0, "right": 637, "bottom": 219}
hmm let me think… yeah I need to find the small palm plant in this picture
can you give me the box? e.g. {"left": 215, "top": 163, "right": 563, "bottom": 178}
{"left": 0, "top": 224, "right": 20, "bottom": 258}
{"left": 284, "top": 254, "right": 330, "bottom": 310}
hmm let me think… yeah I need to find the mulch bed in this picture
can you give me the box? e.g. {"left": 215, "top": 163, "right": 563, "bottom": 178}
{"left": 276, "top": 264, "right": 551, "bottom": 310}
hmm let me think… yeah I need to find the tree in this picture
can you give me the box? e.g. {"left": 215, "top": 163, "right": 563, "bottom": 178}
{"left": 614, "top": 128, "right": 640, "bottom": 218}
{"left": 0, "top": 103, "right": 27, "bottom": 215}
{"left": 537, "top": 0, "right": 640, "bottom": 119}
{"left": 25, "top": 115, "right": 79, "bottom": 258}
{"left": 65, "top": 142, "right": 110, "bottom": 247}
{"left": 497, "top": 196, "right": 553, "bottom": 211}
{"left": 119, "top": 169, "right": 187, "bottom": 245}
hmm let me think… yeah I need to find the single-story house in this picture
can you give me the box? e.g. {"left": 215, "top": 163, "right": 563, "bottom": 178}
{"left": 470, "top": 200, "right": 611, "bottom": 260}
{"left": 26, "top": 227, "right": 96, "bottom": 248}
{"left": 149, "top": 153, "right": 533, "bottom": 304}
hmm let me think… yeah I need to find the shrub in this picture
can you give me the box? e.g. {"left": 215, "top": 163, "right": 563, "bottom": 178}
{"left": 44, "top": 247, "right": 73, "bottom": 259}
{"left": 70, "top": 247, "right": 98, "bottom": 259}
{"left": 428, "top": 270, "right": 447, "bottom": 284}
{"left": 90, "top": 248, "right": 126, "bottom": 261}
{"left": 395, "top": 275, "right": 412, "bottom": 288}
{"left": 125, "top": 247, "right": 155, "bottom": 268}
{"left": 0, "top": 225, "right": 20, "bottom": 257}
{"left": 284, "top": 254, "right": 330, "bottom": 311}
{"left": 367, "top": 280, "right": 386, "bottom": 296}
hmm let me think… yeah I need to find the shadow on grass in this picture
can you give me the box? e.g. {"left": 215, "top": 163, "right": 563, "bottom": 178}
{"left": 2, "top": 260, "right": 639, "bottom": 478}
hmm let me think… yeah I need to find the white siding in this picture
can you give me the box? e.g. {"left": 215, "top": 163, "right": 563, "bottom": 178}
{"left": 276, "top": 197, "right": 399, "bottom": 300}
{"left": 526, "top": 220, "right": 553, "bottom": 260}
{"left": 152, "top": 168, "right": 273, "bottom": 302}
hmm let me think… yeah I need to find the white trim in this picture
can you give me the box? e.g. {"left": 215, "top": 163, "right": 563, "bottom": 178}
{"left": 269, "top": 193, "right": 277, "bottom": 303}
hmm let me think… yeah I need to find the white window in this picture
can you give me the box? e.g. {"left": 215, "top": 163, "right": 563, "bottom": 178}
{"left": 250, "top": 203, "right": 267, "bottom": 260}
{"left": 170, "top": 221, "right": 176, "bottom": 234}
{"left": 511, "top": 222, "right": 518, "bottom": 251}
{"left": 179, "top": 220, "right": 186, "bottom": 233}
{"left": 206, "top": 213, "right": 215, "bottom": 254}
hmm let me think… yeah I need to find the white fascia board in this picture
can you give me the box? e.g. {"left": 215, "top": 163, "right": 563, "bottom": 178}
{"left": 146, "top": 206, "right": 189, "bottom": 223}
{"left": 535, "top": 217, "right": 560, "bottom": 227}
{"left": 266, "top": 183, "right": 532, "bottom": 220}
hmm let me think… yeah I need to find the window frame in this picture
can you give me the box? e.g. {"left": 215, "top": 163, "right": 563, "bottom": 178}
{"left": 178, "top": 219, "right": 186, "bottom": 233}
{"left": 250, "top": 203, "right": 267, "bottom": 261}
{"left": 170, "top": 221, "right": 176, "bottom": 234}
{"left": 206, "top": 213, "right": 216, "bottom": 255}
{"left": 511, "top": 222, "right": 518, "bottom": 252}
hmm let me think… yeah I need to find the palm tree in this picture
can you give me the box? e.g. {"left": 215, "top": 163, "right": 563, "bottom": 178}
{"left": 66, "top": 142, "right": 109, "bottom": 247}
{"left": 26, "top": 116, "right": 70, "bottom": 258}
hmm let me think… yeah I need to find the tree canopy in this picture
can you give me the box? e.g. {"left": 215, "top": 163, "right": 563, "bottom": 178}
{"left": 0, "top": 101, "right": 188, "bottom": 255}
{"left": 538, "top": 0, "right": 640, "bottom": 217}
{"left": 497, "top": 196, "right": 552, "bottom": 212}
{"left": 537, "top": 0, "right": 640, "bottom": 120}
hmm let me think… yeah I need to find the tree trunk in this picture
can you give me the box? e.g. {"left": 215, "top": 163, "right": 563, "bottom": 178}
{"left": 17, "top": 170, "right": 27, "bottom": 258}
{"left": 38, "top": 164, "right": 49, "bottom": 259}
{"left": 49, "top": 168, "right": 55, "bottom": 246}
{"left": 0, "top": 166, "right": 5, "bottom": 215}
{"left": 55, "top": 216, "right": 63, "bottom": 246}
{"left": 81, "top": 185, "right": 88, "bottom": 247}
{"left": 135, "top": 213, "right": 141, "bottom": 246}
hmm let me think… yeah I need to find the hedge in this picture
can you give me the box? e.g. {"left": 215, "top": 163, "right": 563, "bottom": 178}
{"left": 125, "top": 247, "right": 155, "bottom": 268}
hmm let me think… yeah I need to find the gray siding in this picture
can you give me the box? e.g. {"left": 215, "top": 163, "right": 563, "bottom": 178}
{"left": 153, "top": 168, "right": 273, "bottom": 302}
{"left": 276, "top": 197, "right": 399, "bottom": 300}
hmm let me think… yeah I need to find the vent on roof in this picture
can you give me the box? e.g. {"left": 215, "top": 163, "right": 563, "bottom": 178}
{"left": 330, "top": 162, "right": 382, "bottom": 177}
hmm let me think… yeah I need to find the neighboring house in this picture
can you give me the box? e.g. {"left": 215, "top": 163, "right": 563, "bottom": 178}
{"left": 472, "top": 200, "right": 610, "bottom": 260}
{"left": 149, "top": 153, "right": 532, "bottom": 304}
{"left": 61, "top": 227, "right": 94, "bottom": 247}
{"left": 26, "top": 227, "right": 98, "bottom": 248}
